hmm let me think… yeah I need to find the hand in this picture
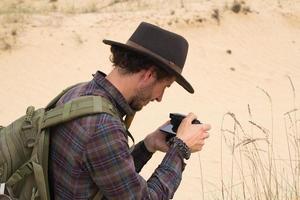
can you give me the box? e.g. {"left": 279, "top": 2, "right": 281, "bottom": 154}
{"left": 143, "top": 121, "right": 170, "bottom": 153}
{"left": 176, "top": 113, "right": 211, "bottom": 153}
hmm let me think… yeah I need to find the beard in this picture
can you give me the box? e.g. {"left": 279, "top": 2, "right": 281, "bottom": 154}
{"left": 129, "top": 83, "right": 154, "bottom": 111}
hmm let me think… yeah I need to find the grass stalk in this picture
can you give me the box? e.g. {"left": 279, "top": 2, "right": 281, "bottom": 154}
{"left": 197, "top": 153, "right": 205, "bottom": 200}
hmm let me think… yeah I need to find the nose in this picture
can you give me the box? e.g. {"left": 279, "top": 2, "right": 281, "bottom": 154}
{"left": 155, "top": 93, "right": 163, "bottom": 102}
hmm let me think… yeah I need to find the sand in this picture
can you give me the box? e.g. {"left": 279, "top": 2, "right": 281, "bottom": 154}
{"left": 1, "top": 0, "right": 300, "bottom": 199}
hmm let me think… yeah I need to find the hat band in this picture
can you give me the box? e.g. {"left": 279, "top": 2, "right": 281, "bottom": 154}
{"left": 126, "top": 40, "right": 182, "bottom": 75}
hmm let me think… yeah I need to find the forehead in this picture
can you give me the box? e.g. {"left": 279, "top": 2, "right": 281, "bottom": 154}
{"left": 160, "top": 76, "right": 176, "bottom": 86}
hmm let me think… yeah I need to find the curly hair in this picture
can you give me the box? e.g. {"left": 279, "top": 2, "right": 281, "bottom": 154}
{"left": 109, "top": 45, "right": 171, "bottom": 80}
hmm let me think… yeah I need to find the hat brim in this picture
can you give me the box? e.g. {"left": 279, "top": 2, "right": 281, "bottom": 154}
{"left": 103, "top": 39, "right": 194, "bottom": 94}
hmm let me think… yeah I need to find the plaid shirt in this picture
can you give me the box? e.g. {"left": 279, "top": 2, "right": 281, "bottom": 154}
{"left": 49, "top": 71, "right": 185, "bottom": 200}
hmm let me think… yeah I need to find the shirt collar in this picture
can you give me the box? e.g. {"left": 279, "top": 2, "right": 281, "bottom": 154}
{"left": 92, "top": 71, "right": 135, "bottom": 117}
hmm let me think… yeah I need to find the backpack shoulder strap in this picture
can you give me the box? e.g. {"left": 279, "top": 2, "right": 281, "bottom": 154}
{"left": 45, "top": 82, "right": 85, "bottom": 109}
{"left": 41, "top": 95, "right": 118, "bottom": 129}
{"left": 44, "top": 83, "right": 135, "bottom": 130}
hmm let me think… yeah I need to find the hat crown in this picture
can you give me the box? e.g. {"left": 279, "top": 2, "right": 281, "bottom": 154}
{"left": 128, "top": 22, "right": 189, "bottom": 69}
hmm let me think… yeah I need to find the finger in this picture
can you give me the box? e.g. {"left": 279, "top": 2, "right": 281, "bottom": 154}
{"left": 200, "top": 123, "right": 211, "bottom": 132}
{"left": 184, "top": 112, "right": 198, "bottom": 124}
{"left": 196, "top": 141, "right": 205, "bottom": 152}
{"left": 161, "top": 145, "right": 170, "bottom": 152}
{"left": 191, "top": 144, "right": 203, "bottom": 153}
{"left": 200, "top": 131, "right": 209, "bottom": 139}
{"left": 203, "top": 130, "right": 210, "bottom": 138}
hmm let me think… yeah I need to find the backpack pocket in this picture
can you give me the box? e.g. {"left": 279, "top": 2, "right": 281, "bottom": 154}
{"left": 0, "top": 107, "right": 43, "bottom": 183}
{"left": 0, "top": 127, "right": 8, "bottom": 183}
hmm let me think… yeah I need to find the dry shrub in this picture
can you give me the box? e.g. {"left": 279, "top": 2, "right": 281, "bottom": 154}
{"left": 0, "top": 28, "right": 18, "bottom": 51}
{"left": 211, "top": 9, "right": 220, "bottom": 25}
{"left": 0, "top": 14, "right": 24, "bottom": 52}
{"left": 230, "top": 0, "right": 252, "bottom": 15}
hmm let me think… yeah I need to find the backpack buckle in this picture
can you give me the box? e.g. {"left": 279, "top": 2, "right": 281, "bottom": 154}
{"left": 22, "top": 106, "right": 35, "bottom": 130}
{"left": 21, "top": 106, "right": 37, "bottom": 148}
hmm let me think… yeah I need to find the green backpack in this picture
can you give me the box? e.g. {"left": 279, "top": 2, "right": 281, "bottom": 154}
{"left": 0, "top": 84, "right": 122, "bottom": 200}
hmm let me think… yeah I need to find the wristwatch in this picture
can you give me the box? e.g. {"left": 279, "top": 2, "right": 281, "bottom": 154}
{"left": 168, "top": 137, "right": 191, "bottom": 160}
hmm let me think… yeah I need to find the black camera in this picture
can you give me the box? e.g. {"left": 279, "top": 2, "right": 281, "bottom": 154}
{"left": 160, "top": 113, "right": 201, "bottom": 140}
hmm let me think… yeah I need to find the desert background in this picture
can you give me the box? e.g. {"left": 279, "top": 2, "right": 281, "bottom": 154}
{"left": 1, "top": 0, "right": 300, "bottom": 199}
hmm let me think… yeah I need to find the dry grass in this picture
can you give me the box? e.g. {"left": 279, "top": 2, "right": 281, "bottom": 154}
{"left": 0, "top": 0, "right": 223, "bottom": 52}
{"left": 216, "top": 76, "right": 300, "bottom": 199}
{"left": 0, "top": 14, "right": 26, "bottom": 52}
{"left": 0, "top": 0, "right": 29, "bottom": 51}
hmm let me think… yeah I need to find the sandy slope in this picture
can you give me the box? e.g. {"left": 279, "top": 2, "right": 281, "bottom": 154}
{"left": 1, "top": 0, "right": 300, "bottom": 199}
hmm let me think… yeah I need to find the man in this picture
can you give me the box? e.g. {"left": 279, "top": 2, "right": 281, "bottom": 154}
{"left": 49, "top": 22, "right": 211, "bottom": 199}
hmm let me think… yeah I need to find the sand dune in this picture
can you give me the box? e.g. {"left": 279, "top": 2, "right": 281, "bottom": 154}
{"left": 1, "top": 0, "right": 300, "bottom": 199}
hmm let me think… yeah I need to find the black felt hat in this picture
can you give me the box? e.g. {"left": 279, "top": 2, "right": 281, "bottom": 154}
{"left": 103, "top": 22, "right": 194, "bottom": 93}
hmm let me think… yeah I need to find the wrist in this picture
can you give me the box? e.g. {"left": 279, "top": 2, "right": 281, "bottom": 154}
{"left": 140, "top": 141, "right": 154, "bottom": 155}
{"left": 143, "top": 135, "right": 156, "bottom": 153}
{"left": 168, "top": 137, "right": 191, "bottom": 160}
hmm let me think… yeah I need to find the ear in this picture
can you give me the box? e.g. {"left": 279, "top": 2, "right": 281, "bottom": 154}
{"left": 139, "top": 67, "right": 156, "bottom": 84}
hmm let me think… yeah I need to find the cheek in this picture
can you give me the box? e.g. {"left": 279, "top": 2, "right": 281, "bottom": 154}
{"left": 153, "top": 84, "right": 166, "bottom": 98}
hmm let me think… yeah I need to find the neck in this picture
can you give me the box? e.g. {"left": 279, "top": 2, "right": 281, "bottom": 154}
{"left": 106, "top": 68, "right": 138, "bottom": 102}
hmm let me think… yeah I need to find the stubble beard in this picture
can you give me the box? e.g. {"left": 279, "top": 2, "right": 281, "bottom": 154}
{"left": 130, "top": 84, "right": 154, "bottom": 111}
